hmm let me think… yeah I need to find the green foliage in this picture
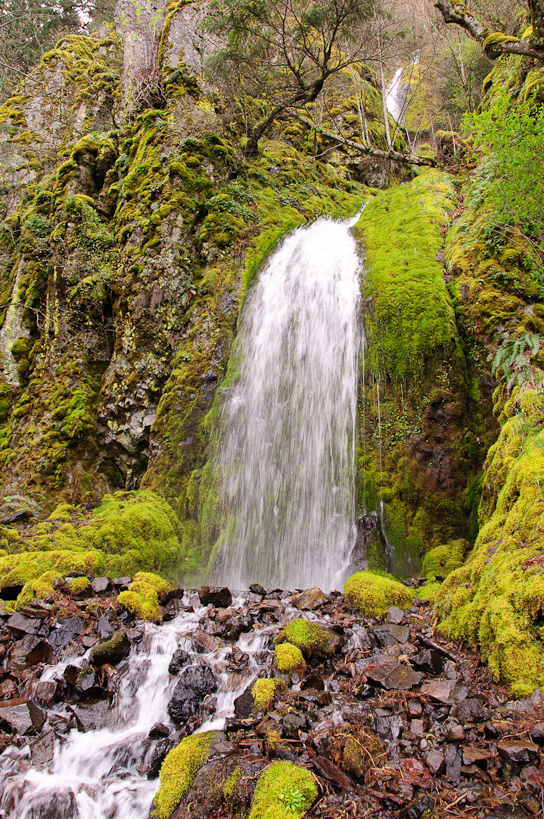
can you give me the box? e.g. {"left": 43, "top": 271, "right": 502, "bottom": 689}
{"left": 153, "top": 732, "right": 216, "bottom": 819}
{"left": 492, "top": 332, "right": 544, "bottom": 391}
{"left": 344, "top": 570, "right": 414, "bottom": 617}
{"left": 249, "top": 761, "right": 318, "bottom": 819}
{"left": 463, "top": 89, "right": 544, "bottom": 276}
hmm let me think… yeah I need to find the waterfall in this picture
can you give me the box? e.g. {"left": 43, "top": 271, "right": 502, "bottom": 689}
{"left": 385, "top": 67, "right": 405, "bottom": 124}
{"left": 211, "top": 215, "right": 362, "bottom": 592}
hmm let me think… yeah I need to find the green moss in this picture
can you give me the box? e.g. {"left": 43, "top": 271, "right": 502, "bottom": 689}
{"left": 274, "top": 618, "right": 338, "bottom": 661}
{"left": 223, "top": 766, "right": 243, "bottom": 802}
{"left": 344, "top": 571, "right": 415, "bottom": 617}
{"left": 118, "top": 571, "right": 174, "bottom": 623}
{"left": 153, "top": 732, "right": 215, "bottom": 819}
{"left": 436, "top": 383, "right": 544, "bottom": 697}
{"left": 355, "top": 171, "right": 458, "bottom": 379}
{"left": 249, "top": 761, "right": 318, "bottom": 819}
{"left": 67, "top": 576, "right": 91, "bottom": 595}
{"left": 421, "top": 539, "right": 469, "bottom": 578}
{"left": 274, "top": 643, "right": 306, "bottom": 676}
{"left": 252, "top": 678, "right": 285, "bottom": 711}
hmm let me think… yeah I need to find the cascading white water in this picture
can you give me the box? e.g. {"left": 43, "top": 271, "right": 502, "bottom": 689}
{"left": 211, "top": 215, "right": 362, "bottom": 592}
{"left": 385, "top": 67, "right": 405, "bottom": 123}
{"left": 0, "top": 600, "right": 271, "bottom": 819}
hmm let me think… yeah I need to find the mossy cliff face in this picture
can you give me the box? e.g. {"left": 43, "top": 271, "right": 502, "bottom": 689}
{"left": 352, "top": 171, "right": 486, "bottom": 575}
{"left": 0, "top": 0, "right": 364, "bottom": 591}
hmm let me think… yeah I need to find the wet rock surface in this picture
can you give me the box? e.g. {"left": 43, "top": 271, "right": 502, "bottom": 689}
{"left": 0, "top": 580, "right": 542, "bottom": 818}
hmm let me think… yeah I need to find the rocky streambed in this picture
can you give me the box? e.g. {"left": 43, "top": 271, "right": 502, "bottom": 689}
{"left": 0, "top": 578, "right": 543, "bottom": 818}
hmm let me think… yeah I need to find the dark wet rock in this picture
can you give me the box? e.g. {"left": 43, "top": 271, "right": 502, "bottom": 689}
{"left": 19, "top": 602, "right": 51, "bottom": 619}
{"left": 374, "top": 624, "right": 410, "bottom": 646}
{"left": 530, "top": 722, "right": 544, "bottom": 745}
{"left": 18, "top": 789, "right": 78, "bottom": 818}
{"left": 64, "top": 664, "right": 105, "bottom": 698}
{"left": 425, "top": 749, "right": 445, "bottom": 774}
{"left": 48, "top": 616, "right": 85, "bottom": 648}
{"left": 198, "top": 585, "right": 232, "bottom": 608}
{"left": 69, "top": 700, "right": 111, "bottom": 732}
{"left": 444, "top": 743, "right": 462, "bottom": 783}
{"left": 301, "top": 673, "right": 325, "bottom": 690}
{"left": 249, "top": 583, "right": 266, "bottom": 595}
{"left": 168, "top": 648, "right": 191, "bottom": 674}
{"left": 457, "top": 697, "right": 485, "bottom": 723}
{"left": 349, "top": 624, "right": 373, "bottom": 650}
{"left": 81, "top": 635, "right": 99, "bottom": 648}
{"left": 159, "top": 587, "right": 184, "bottom": 605}
{"left": 6, "top": 612, "right": 41, "bottom": 636}
{"left": 497, "top": 740, "right": 540, "bottom": 764}
{"left": 282, "top": 712, "right": 307, "bottom": 739}
{"left": 145, "top": 737, "right": 171, "bottom": 779}
{"left": 149, "top": 722, "right": 170, "bottom": 738}
{"left": 366, "top": 657, "right": 399, "bottom": 685}
{"left": 30, "top": 728, "right": 56, "bottom": 765}
{"left": 90, "top": 631, "right": 130, "bottom": 666}
{"left": 0, "top": 700, "right": 42, "bottom": 734}
{"left": 411, "top": 648, "right": 444, "bottom": 676}
{"left": 234, "top": 686, "right": 255, "bottom": 719}
{"left": 167, "top": 664, "right": 217, "bottom": 722}
{"left": 91, "top": 577, "right": 111, "bottom": 594}
{"left": 408, "top": 699, "right": 423, "bottom": 717}
{"left": 313, "top": 755, "right": 353, "bottom": 789}
{"left": 463, "top": 747, "right": 491, "bottom": 767}
{"left": 192, "top": 631, "right": 218, "bottom": 653}
{"left": 421, "top": 679, "right": 455, "bottom": 704}
{"left": 292, "top": 587, "right": 327, "bottom": 610}
{"left": 96, "top": 616, "right": 115, "bottom": 638}
{"left": 6, "top": 634, "right": 53, "bottom": 671}
{"left": 387, "top": 606, "right": 405, "bottom": 624}
{"left": 0, "top": 677, "right": 19, "bottom": 699}
{"left": 163, "top": 599, "right": 189, "bottom": 621}
{"left": 222, "top": 614, "right": 252, "bottom": 641}
{"left": 445, "top": 721, "right": 465, "bottom": 742}
{"left": 382, "top": 664, "right": 422, "bottom": 691}
{"left": 113, "top": 576, "right": 132, "bottom": 589}
{"left": 33, "top": 681, "right": 57, "bottom": 708}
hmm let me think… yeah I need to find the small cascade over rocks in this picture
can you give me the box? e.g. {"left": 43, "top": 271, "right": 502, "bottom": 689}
{"left": 211, "top": 215, "right": 362, "bottom": 592}
{"left": 1, "top": 581, "right": 544, "bottom": 819}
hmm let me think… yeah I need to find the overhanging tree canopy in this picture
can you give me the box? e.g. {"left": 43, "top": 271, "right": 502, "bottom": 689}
{"left": 206, "top": 0, "right": 380, "bottom": 155}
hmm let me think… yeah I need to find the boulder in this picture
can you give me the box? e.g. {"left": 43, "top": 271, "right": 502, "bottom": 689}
{"left": 90, "top": 631, "right": 130, "bottom": 666}
{"left": 168, "top": 648, "right": 191, "bottom": 674}
{"left": 167, "top": 665, "right": 217, "bottom": 722}
{"left": 291, "top": 588, "right": 327, "bottom": 610}
{"left": 6, "top": 635, "right": 53, "bottom": 671}
{"left": 198, "top": 586, "right": 232, "bottom": 608}
{"left": 48, "top": 616, "right": 84, "bottom": 648}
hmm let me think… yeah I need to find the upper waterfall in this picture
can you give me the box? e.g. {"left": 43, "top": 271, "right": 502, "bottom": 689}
{"left": 211, "top": 216, "right": 362, "bottom": 591}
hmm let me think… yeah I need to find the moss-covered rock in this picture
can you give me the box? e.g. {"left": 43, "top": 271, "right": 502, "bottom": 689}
{"left": 153, "top": 731, "right": 216, "bottom": 819}
{"left": 118, "top": 571, "right": 174, "bottom": 622}
{"left": 274, "top": 643, "right": 306, "bottom": 676}
{"left": 422, "top": 539, "right": 469, "bottom": 579}
{"left": 248, "top": 761, "right": 318, "bottom": 819}
{"left": 274, "top": 618, "right": 342, "bottom": 662}
{"left": 252, "top": 678, "right": 285, "bottom": 712}
{"left": 436, "top": 384, "right": 544, "bottom": 697}
{"left": 344, "top": 571, "right": 414, "bottom": 617}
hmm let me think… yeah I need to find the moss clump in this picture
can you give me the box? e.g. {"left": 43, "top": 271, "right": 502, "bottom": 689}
{"left": 355, "top": 170, "right": 458, "bottom": 380}
{"left": 223, "top": 766, "right": 243, "bottom": 803}
{"left": 67, "top": 576, "right": 91, "bottom": 596}
{"left": 344, "top": 571, "right": 414, "bottom": 617}
{"left": 274, "top": 618, "right": 340, "bottom": 662}
{"left": 249, "top": 761, "right": 318, "bottom": 819}
{"left": 118, "top": 571, "right": 174, "bottom": 623}
{"left": 436, "top": 384, "right": 544, "bottom": 697}
{"left": 421, "top": 539, "right": 469, "bottom": 579}
{"left": 274, "top": 643, "right": 306, "bottom": 676}
{"left": 153, "top": 732, "right": 215, "bottom": 819}
{"left": 252, "top": 678, "right": 285, "bottom": 711}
